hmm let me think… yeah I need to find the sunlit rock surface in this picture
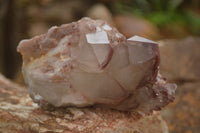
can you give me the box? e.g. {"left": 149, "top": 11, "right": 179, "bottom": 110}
{"left": 17, "top": 17, "right": 176, "bottom": 113}
{"left": 0, "top": 73, "right": 169, "bottom": 133}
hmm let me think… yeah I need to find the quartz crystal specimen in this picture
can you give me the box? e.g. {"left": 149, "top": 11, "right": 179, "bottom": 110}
{"left": 17, "top": 17, "right": 176, "bottom": 113}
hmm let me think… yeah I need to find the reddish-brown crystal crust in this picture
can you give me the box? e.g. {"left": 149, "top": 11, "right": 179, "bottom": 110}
{"left": 17, "top": 17, "right": 176, "bottom": 113}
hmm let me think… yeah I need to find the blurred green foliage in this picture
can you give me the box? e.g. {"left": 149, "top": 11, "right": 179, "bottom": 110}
{"left": 113, "top": 0, "right": 200, "bottom": 36}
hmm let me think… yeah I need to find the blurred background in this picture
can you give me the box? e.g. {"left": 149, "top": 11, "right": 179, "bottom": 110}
{"left": 0, "top": 0, "right": 200, "bottom": 133}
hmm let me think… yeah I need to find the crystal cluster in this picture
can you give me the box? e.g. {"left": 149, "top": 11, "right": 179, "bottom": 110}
{"left": 17, "top": 18, "right": 176, "bottom": 113}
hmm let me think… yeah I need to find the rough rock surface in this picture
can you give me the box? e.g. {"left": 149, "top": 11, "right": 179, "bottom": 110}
{"left": 159, "top": 37, "right": 200, "bottom": 81}
{"left": 17, "top": 17, "right": 176, "bottom": 113}
{"left": 0, "top": 74, "right": 169, "bottom": 133}
{"left": 159, "top": 37, "right": 200, "bottom": 133}
{"left": 161, "top": 82, "right": 200, "bottom": 133}
{"left": 114, "top": 15, "right": 160, "bottom": 39}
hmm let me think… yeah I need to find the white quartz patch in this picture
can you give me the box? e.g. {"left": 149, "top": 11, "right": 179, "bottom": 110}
{"left": 128, "top": 36, "right": 157, "bottom": 44}
{"left": 96, "top": 27, "right": 102, "bottom": 32}
{"left": 19, "top": 39, "right": 30, "bottom": 45}
{"left": 34, "top": 94, "right": 43, "bottom": 101}
{"left": 102, "top": 24, "right": 112, "bottom": 31}
{"left": 115, "top": 33, "right": 121, "bottom": 38}
{"left": 86, "top": 31, "right": 109, "bottom": 44}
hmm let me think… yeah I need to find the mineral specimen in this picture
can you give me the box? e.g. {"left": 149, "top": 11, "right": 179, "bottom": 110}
{"left": 17, "top": 17, "right": 176, "bottom": 113}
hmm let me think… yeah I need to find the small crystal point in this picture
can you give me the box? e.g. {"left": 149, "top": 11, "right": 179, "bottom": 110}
{"left": 128, "top": 35, "right": 157, "bottom": 44}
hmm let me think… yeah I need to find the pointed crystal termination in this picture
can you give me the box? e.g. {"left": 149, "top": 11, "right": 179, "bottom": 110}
{"left": 17, "top": 17, "right": 176, "bottom": 113}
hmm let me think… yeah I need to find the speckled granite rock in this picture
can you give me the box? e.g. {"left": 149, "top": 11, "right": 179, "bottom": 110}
{"left": 17, "top": 17, "right": 176, "bottom": 113}
{"left": 0, "top": 74, "right": 169, "bottom": 133}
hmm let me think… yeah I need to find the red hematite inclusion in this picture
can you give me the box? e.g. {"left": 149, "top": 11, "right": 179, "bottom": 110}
{"left": 17, "top": 17, "right": 176, "bottom": 113}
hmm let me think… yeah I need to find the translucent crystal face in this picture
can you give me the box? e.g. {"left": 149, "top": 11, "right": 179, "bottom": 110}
{"left": 17, "top": 18, "right": 176, "bottom": 113}
{"left": 75, "top": 30, "right": 112, "bottom": 71}
{"left": 86, "top": 31, "right": 112, "bottom": 67}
